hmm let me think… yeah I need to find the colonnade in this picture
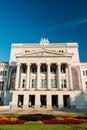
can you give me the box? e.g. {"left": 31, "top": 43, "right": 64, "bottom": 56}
{"left": 15, "top": 63, "right": 73, "bottom": 90}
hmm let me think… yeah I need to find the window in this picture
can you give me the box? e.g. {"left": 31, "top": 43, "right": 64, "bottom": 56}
{"left": 61, "top": 79, "right": 67, "bottom": 89}
{"left": 41, "top": 68, "right": 47, "bottom": 73}
{"left": 83, "top": 71, "right": 87, "bottom": 76}
{"left": 0, "top": 71, "right": 7, "bottom": 77}
{"left": 32, "top": 79, "right": 36, "bottom": 88}
{"left": 59, "top": 50, "right": 64, "bottom": 53}
{"left": 32, "top": 68, "right": 36, "bottom": 73}
{"left": 61, "top": 68, "right": 65, "bottom": 73}
{"left": 23, "top": 68, "right": 26, "bottom": 73}
{"left": 22, "top": 79, "right": 26, "bottom": 88}
{"left": 51, "top": 68, "right": 56, "bottom": 73}
{"left": 83, "top": 71, "right": 85, "bottom": 76}
{"left": 4, "top": 71, "right": 7, "bottom": 76}
{"left": 85, "top": 81, "right": 87, "bottom": 91}
{"left": 41, "top": 79, "right": 47, "bottom": 88}
{"left": 0, "top": 71, "right": 2, "bottom": 76}
{"left": 0, "top": 81, "right": 4, "bottom": 90}
{"left": 51, "top": 79, "right": 57, "bottom": 88}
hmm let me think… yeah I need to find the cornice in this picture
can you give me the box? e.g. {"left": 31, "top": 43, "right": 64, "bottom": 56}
{"left": 80, "top": 62, "right": 87, "bottom": 66}
{"left": 11, "top": 42, "right": 78, "bottom": 48}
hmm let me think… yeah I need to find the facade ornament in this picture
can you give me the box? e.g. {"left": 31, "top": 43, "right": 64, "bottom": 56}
{"left": 40, "top": 38, "right": 49, "bottom": 48}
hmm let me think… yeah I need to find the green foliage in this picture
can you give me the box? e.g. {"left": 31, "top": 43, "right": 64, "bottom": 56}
{"left": 0, "top": 124, "right": 87, "bottom": 130}
{"left": 24, "top": 121, "right": 43, "bottom": 124}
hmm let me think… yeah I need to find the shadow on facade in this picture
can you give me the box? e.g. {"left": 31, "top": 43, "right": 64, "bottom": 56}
{"left": 3, "top": 91, "right": 13, "bottom": 106}
{"left": 53, "top": 92, "right": 86, "bottom": 113}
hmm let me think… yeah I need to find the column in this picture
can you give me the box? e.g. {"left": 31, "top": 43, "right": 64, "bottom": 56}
{"left": 26, "top": 63, "right": 30, "bottom": 90}
{"left": 47, "top": 63, "right": 51, "bottom": 90}
{"left": 58, "top": 94, "right": 63, "bottom": 109}
{"left": 35, "top": 94, "right": 40, "bottom": 108}
{"left": 68, "top": 64, "right": 73, "bottom": 90}
{"left": 15, "top": 63, "right": 20, "bottom": 90}
{"left": 37, "top": 63, "right": 40, "bottom": 90}
{"left": 66, "top": 67, "right": 69, "bottom": 89}
{"left": 3, "top": 80, "right": 6, "bottom": 91}
{"left": 3, "top": 70, "right": 7, "bottom": 91}
{"left": 23, "top": 94, "right": 29, "bottom": 109}
{"left": 57, "top": 63, "right": 61, "bottom": 90}
{"left": 47, "top": 94, "right": 52, "bottom": 109}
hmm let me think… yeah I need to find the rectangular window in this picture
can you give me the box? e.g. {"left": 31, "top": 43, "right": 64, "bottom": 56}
{"left": 61, "top": 68, "right": 65, "bottom": 73}
{"left": 32, "top": 79, "right": 36, "bottom": 88}
{"left": 0, "top": 71, "right": 2, "bottom": 76}
{"left": 41, "top": 79, "right": 47, "bottom": 88}
{"left": 32, "top": 68, "right": 36, "bottom": 73}
{"left": 23, "top": 68, "right": 26, "bottom": 73}
{"left": 0, "top": 81, "right": 4, "bottom": 90}
{"left": 0, "top": 71, "right": 7, "bottom": 77}
{"left": 51, "top": 79, "right": 57, "bottom": 88}
{"left": 86, "top": 71, "right": 87, "bottom": 76}
{"left": 83, "top": 71, "right": 87, "bottom": 76}
{"left": 61, "top": 79, "right": 66, "bottom": 88}
{"left": 41, "top": 68, "right": 47, "bottom": 73}
{"left": 5, "top": 71, "right": 7, "bottom": 76}
{"left": 85, "top": 81, "right": 87, "bottom": 91}
{"left": 22, "top": 79, "right": 26, "bottom": 88}
{"left": 83, "top": 71, "right": 85, "bottom": 76}
{"left": 51, "top": 68, "right": 56, "bottom": 73}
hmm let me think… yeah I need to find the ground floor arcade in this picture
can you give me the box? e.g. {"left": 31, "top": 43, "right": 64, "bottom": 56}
{"left": 9, "top": 90, "right": 85, "bottom": 110}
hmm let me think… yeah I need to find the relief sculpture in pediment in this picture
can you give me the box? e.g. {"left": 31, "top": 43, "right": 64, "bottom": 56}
{"left": 16, "top": 49, "right": 73, "bottom": 58}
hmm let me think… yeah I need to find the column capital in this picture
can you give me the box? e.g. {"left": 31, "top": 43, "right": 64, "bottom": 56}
{"left": 67, "top": 63, "right": 71, "bottom": 66}
{"left": 16, "top": 62, "right": 21, "bottom": 66}
{"left": 36, "top": 63, "right": 41, "bottom": 66}
{"left": 57, "top": 63, "right": 61, "bottom": 66}
{"left": 47, "top": 63, "right": 51, "bottom": 66}
{"left": 26, "top": 63, "right": 31, "bottom": 66}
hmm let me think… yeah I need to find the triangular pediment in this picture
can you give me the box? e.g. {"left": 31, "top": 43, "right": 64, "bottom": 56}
{"left": 16, "top": 49, "right": 73, "bottom": 58}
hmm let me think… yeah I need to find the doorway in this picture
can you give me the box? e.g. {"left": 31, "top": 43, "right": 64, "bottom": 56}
{"left": 52, "top": 95, "right": 58, "bottom": 109}
{"left": 63, "top": 95, "right": 70, "bottom": 108}
{"left": 40, "top": 95, "right": 47, "bottom": 108}
{"left": 18, "top": 95, "right": 24, "bottom": 107}
{"left": 29, "top": 95, "right": 35, "bottom": 107}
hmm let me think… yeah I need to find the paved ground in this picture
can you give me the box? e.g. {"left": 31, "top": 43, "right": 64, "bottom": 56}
{"left": 0, "top": 108, "right": 87, "bottom": 114}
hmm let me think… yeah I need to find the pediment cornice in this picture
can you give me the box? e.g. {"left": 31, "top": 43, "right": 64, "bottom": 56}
{"left": 15, "top": 49, "right": 73, "bottom": 58}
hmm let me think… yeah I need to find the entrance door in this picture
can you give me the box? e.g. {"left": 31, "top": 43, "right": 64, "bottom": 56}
{"left": 63, "top": 95, "right": 70, "bottom": 108}
{"left": 52, "top": 95, "right": 58, "bottom": 109}
{"left": 18, "top": 95, "right": 24, "bottom": 107}
{"left": 40, "top": 95, "right": 46, "bottom": 108}
{"left": 29, "top": 95, "right": 35, "bottom": 107}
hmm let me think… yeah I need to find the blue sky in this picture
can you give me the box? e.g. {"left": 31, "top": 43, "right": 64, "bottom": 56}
{"left": 0, "top": 0, "right": 87, "bottom": 62}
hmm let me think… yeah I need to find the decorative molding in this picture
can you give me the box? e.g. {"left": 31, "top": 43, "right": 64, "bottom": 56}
{"left": 16, "top": 49, "right": 73, "bottom": 58}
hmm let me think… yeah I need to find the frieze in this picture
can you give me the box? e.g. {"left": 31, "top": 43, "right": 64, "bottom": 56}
{"left": 16, "top": 49, "right": 73, "bottom": 58}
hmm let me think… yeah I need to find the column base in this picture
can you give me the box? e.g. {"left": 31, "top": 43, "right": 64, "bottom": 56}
{"left": 35, "top": 105, "right": 40, "bottom": 109}
{"left": 23, "top": 105, "right": 29, "bottom": 109}
{"left": 58, "top": 105, "right": 63, "bottom": 109}
{"left": 10, "top": 105, "right": 18, "bottom": 109}
{"left": 46, "top": 105, "right": 52, "bottom": 109}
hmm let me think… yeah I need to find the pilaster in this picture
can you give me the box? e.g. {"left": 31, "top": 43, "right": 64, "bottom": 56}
{"left": 26, "top": 63, "right": 31, "bottom": 90}
{"left": 68, "top": 64, "right": 73, "bottom": 90}
{"left": 57, "top": 63, "right": 61, "bottom": 90}
{"left": 47, "top": 63, "right": 51, "bottom": 90}
{"left": 37, "top": 63, "right": 41, "bottom": 90}
{"left": 15, "top": 63, "right": 21, "bottom": 89}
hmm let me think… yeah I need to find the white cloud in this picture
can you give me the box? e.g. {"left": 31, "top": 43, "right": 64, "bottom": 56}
{"left": 48, "top": 17, "right": 87, "bottom": 32}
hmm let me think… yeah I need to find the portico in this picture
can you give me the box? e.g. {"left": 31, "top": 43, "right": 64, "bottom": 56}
{"left": 15, "top": 62, "right": 73, "bottom": 91}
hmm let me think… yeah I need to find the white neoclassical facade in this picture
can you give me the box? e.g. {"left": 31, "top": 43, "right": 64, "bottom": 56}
{"left": 0, "top": 38, "right": 87, "bottom": 110}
